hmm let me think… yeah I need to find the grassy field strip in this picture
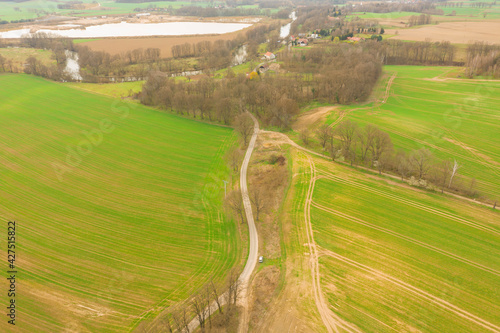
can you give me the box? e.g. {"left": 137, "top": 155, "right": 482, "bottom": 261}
{"left": 302, "top": 153, "right": 362, "bottom": 333}
{"left": 319, "top": 248, "right": 500, "bottom": 332}
{"left": 131, "top": 131, "right": 240, "bottom": 329}
{"left": 315, "top": 170, "right": 500, "bottom": 235}
{"left": 311, "top": 201, "right": 500, "bottom": 276}
{"left": 389, "top": 94, "right": 500, "bottom": 127}
{"left": 395, "top": 82, "right": 500, "bottom": 102}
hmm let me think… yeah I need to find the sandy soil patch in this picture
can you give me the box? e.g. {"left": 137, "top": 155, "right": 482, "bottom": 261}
{"left": 386, "top": 21, "right": 500, "bottom": 43}
{"left": 292, "top": 106, "right": 336, "bottom": 132}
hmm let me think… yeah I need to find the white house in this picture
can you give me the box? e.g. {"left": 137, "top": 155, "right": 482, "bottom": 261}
{"left": 263, "top": 52, "right": 276, "bottom": 60}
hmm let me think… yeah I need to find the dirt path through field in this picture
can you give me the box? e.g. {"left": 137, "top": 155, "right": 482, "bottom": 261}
{"left": 293, "top": 106, "right": 336, "bottom": 132}
{"left": 382, "top": 72, "right": 397, "bottom": 104}
{"left": 304, "top": 155, "right": 362, "bottom": 333}
{"left": 237, "top": 112, "right": 260, "bottom": 332}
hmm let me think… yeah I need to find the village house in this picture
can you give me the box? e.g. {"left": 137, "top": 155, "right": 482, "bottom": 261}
{"left": 262, "top": 52, "right": 276, "bottom": 60}
{"left": 347, "top": 36, "right": 365, "bottom": 42}
{"left": 259, "top": 63, "right": 269, "bottom": 73}
{"left": 297, "top": 39, "right": 308, "bottom": 46}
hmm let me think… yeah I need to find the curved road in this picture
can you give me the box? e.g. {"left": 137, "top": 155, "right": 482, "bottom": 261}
{"left": 187, "top": 112, "right": 259, "bottom": 332}
{"left": 236, "top": 113, "right": 260, "bottom": 331}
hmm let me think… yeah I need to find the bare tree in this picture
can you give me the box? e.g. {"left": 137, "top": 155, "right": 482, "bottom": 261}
{"left": 317, "top": 124, "right": 333, "bottom": 151}
{"left": 0, "top": 54, "right": 6, "bottom": 72}
{"left": 172, "top": 309, "right": 190, "bottom": 333}
{"left": 396, "top": 150, "right": 411, "bottom": 180}
{"left": 358, "top": 124, "right": 377, "bottom": 163}
{"left": 162, "top": 314, "right": 174, "bottom": 333}
{"left": 250, "top": 188, "right": 266, "bottom": 221}
{"left": 192, "top": 292, "right": 207, "bottom": 330}
{"left": 226, "top": 189, "right": 245, "bottom": 223}
{"left": 205, "top": 284, "right": 212, "bottom": 329}
{"left": 226, "top": 269, "right": 240, "bottom": 307}
{"left": 233, "top": 113, "right": 254, "bottom": 146}
{"left": 299, "top": 129, "right": 310, "bottom": 146}
{"left": 448, "top": 159, "right": 461, "bottom": 188}
{"left": 437, "top": 159, "right": 452, "bottom": 193}
{"left": 335, "top": 120, "right": 359, "bottom": 159}
{"left": 376, "top": 152, "right": 393, "bottom": 175}
{"left": 210, "top": 279, "right": 223, "bottom": 314}
{"left": 469, "top": 177, "right": 477, "bottom": 196}
{"left": 410, "top": 148, "right": 433, "bottom": 179}
{"left": 370, "top": 128, "right": 393, "bottom": 166}
{"left": 229, "top": 149, "right": 240, "bottom": 172}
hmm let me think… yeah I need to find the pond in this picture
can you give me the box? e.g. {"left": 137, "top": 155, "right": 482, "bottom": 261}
{"left": 0, "top": 21, "right": 252, "bottom": 39}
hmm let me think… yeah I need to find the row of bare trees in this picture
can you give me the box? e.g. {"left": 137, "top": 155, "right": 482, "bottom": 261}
{"left": 344, "top": 2, "right": 442, "bottom": 14}
{"left": 313, "top": 120, "right": 476, "bottom": 196}
{"left": 0, "top": 54, "right": 14, "bottom": 73}
{"left": 371, "top": 40, "right": 458, "bottom": 66}
{"left": 465, "top": 41, "right": 500, "bottom": 78}
{"left": 153, "top": 270, "right": 241, "bottom": 332}
{"left": 408, "top": 14, "right": 432, "bottom": 27}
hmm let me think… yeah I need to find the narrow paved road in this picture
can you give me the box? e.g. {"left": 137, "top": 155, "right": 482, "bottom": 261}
{"left": 237, "top": 112, "right": 260, "bottom": 332}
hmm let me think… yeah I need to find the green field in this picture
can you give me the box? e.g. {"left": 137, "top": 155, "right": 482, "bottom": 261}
{"left": 326, "top": 66, "right": 500, "bottom": 201}
{"left": 348, "top": 11, "right": 418, "bottom": 20}
{"left": 0, "top": 0, "right": 224, "bottom": 21}
{"left": 0, "top": 74, "right": 240, "bottom": 332}
{"left": 290, "top": 151, "right": 499, "bottom": 332}
{"left": 64, "top": 81, "right": 144, "bottom": 98}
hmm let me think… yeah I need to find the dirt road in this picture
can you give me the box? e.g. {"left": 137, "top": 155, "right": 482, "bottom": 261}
{"left": 186, "top": 112, "right": 259, "bottom": 332}
{"left": 237, "top": 112, "right": 260, "bottom": 332}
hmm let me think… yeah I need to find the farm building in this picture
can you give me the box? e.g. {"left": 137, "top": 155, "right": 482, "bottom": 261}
{"left": 297, "top": 39, "right": 308, "bottom": 46}
{"left": 263, "top": 52, "right": 276, "bottom": 60}
{"left": 347, "top": 36, "right": 365, "bottom": 42}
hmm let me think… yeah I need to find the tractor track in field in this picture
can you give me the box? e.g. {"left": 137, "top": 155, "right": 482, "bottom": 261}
{"left": 319, "top": 248, "right": 500, "bottom": 333}
{"left": 382, "top": 71, "right": 397, "bottom": 104}
{"left": 303, "top": 154, "right": 361, "bottom": 333}
{"left": 311, "top": 201, "right": 500, "bottom": 277}
{"left": 316, "top": 170, "right": 500, "bottom": 236}
{"left": 328, "top": 71, "right": 396, "bottom": 130}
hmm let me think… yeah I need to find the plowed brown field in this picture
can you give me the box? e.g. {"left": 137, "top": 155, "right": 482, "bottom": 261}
{"left": 81, "top": 29, "right": 250, "bottom": 57}
{"left": 387, "top": 21, "right": 500, "bottom": 43}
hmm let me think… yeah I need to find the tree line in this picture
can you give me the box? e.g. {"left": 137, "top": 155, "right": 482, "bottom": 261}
{"left": 374, "top": 40, "right": 458, "bottom": 66}
{"left": 344, "top": 2, "right": 443, "bottom": 15}
{"left": 408, "top": 14, "right": 432, "bottom": 27}
{"left": 465, "top": 42, "right": 500, "bottom": 78}
{"left": 313, "top": 119, "right": 478, "bottom": 197}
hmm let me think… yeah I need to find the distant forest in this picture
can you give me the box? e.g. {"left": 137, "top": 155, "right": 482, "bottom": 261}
{"left": 116, "top": 0, "right": 172, "bottom": 3}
